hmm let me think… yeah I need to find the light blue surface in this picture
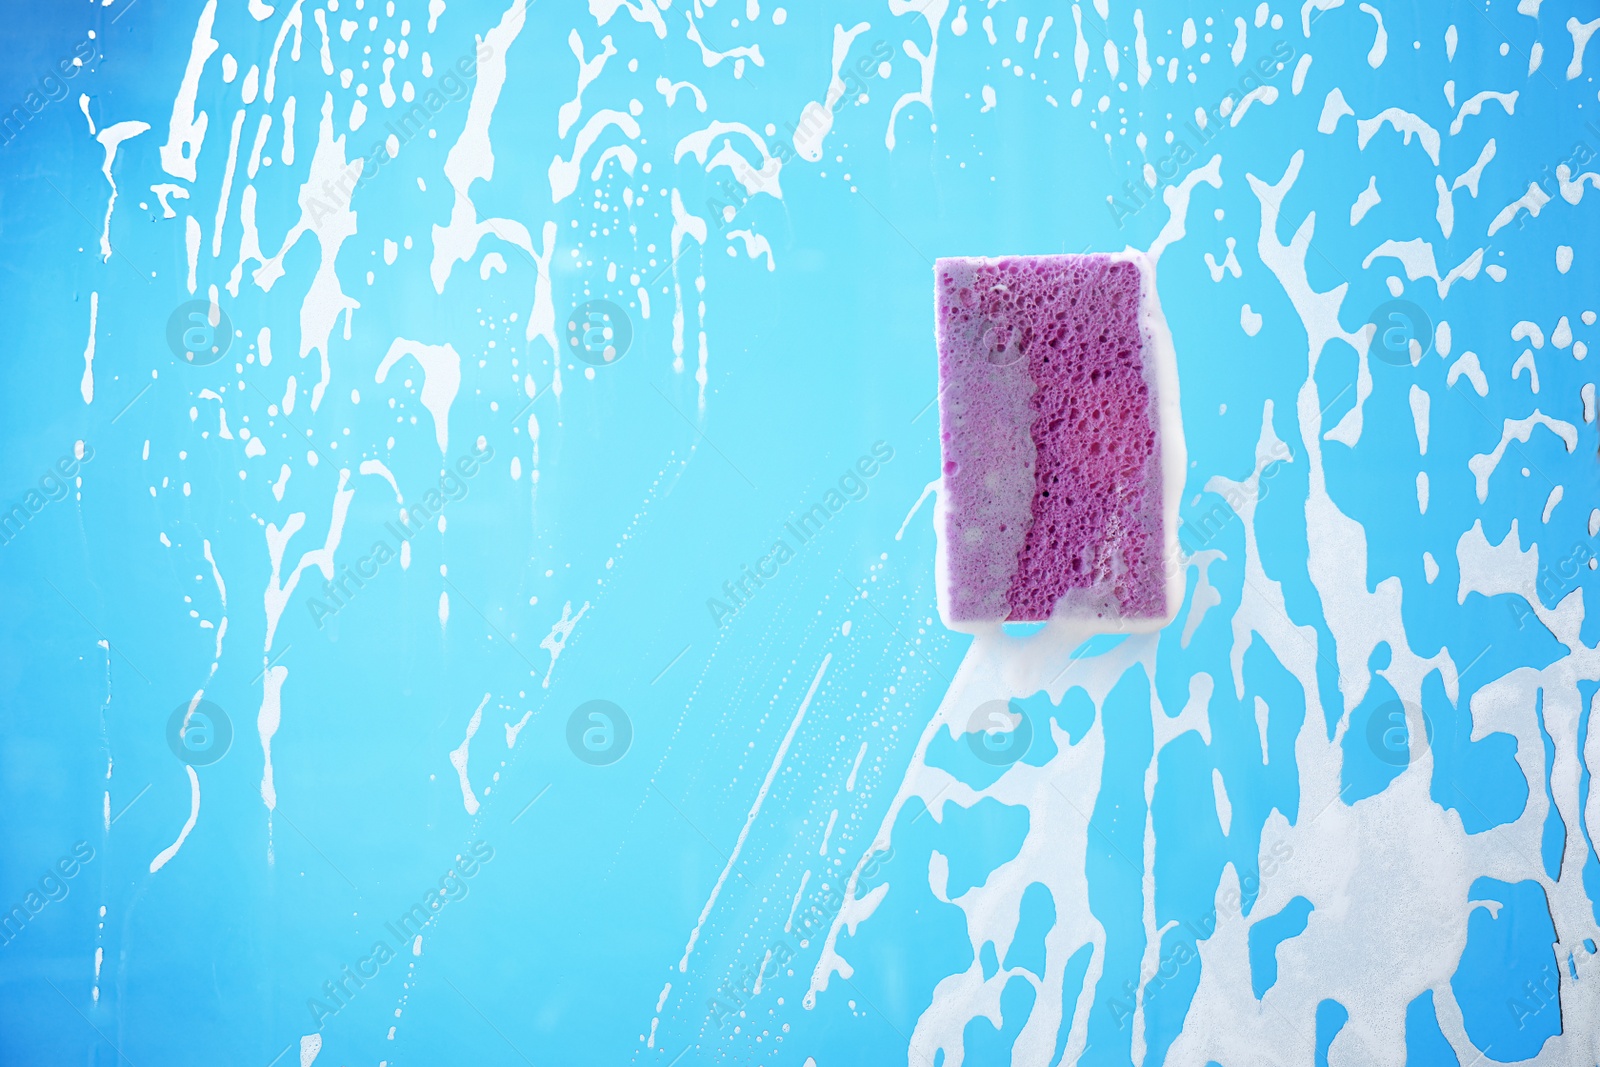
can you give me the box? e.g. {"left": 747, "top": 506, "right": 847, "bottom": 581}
{"left": 0, "top": 0, "right": 1597, "bottom": 1063}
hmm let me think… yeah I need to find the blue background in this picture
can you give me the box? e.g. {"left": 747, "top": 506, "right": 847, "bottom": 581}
{"left": 1, "top": 0, "right": 1596, "bottom": 1063}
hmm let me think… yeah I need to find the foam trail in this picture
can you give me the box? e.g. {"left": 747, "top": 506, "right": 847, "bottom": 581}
{"left": 449, "top": 694, "right": 489, "bottom": 815}
{"left": 885, "top": 0, "right": 949, "bottom": 150}
{"left": 259, "top": 472, "right": 353, "bottom": 817}
{"left": 431, "top": 0, "right": 536, "bottom": 282}
{"left": 806, "top": 164, "right": 1216, "bottom": 1057}
{"left": 376, "top": 340, "right": 461, "bottom": 454}
{"left": 793, "top": 22, "right": 870, "bottom": 163}
{"left": 95, "top": 120, "right": 150, "bottom": 263}
{"left": 539, "top": 601, "right": 590, "bottom": 688}
{"left": 251, "top": 95, "right": 361, "bottom": 411}
{"left": 160, "top": 0, "right": 219, "bottom": 181}
{"left": 896, "top": 479, "right": 939, "bottom": 541}
{"left": 81, "top": 293, "right": 97, "bottom": 403}
{"left": 148, "top": 766, "right": 200, "bottom": 873}
{"left": 678, "top": 654, "right": 830, "bottom": 972}
{"left": 212, "top": 110, "right": 246, "bottom": 256}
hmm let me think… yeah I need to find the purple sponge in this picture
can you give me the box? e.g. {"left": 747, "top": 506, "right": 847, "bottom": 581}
{"left": 934, "top": 252, "right": 1184, "bottom": 629}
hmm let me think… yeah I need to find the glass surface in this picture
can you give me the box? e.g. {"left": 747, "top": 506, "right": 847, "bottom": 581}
{"left": 0, "top": 1, "right": 1594, "bottom": 1064}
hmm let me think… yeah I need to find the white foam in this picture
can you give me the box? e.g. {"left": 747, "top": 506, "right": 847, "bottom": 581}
{"left": 826, "top": 174, "right": 1226, "bottom": 1059}
{"left": 1553, "top": 316, "right": 1573, "bottom": 349}
{"left": 846, "top": 741, "right": 868, "bottom": 790}
{"left": 726, "top": 227, "right": 775, "bottom": 270}
{"left": 1449, "top": 90, "right": 1516, "bottom": 135}
{"left": 148, "top": 765, "right": 200, "bottom": 873}
{"left": 1317, "top": 87, "right": 1352, "bottom": 133}
{"left": 681, "top": 654, "right": 830, "bottom": 973}
{"left": 246, "top": 114, "right": 271, "bottom": 179}
{"left": 1362, "top": 239, "right": 1482, "bottom": 298}
{"left": 251, "top": 95, "right": 361, "bottom": 411}
{"left": 1467, "top": 411, "right": 1578, "bottom": 502}
{"left": 668, "top": 190, "right": 707, "bottom": 376}
{"left": 1356, "top": 108, "right": 1441, "bottom": 164}
{"left": 1568, "top": 15, "right": 1600, "bottom": 78}
{"left": 1301, "top": 0, "right": 1343, "bottom": 36}
{"left": 505, "top": 709, "right": 533, "bottom": 748}
{"left": 263, "top": 0, "right": 304, "bottom": 103}
{"left": 358, "top": 459, "right": 402, "bottom": 502}
{"left": 525, "top": 221, "right": 559, "bottom": 401}
{"left": 538, "top": 600, "right": 590, "bottom": 688}
{"left": 655, "top": 76, "right": 706, "bottom": 112}
{"left": 1291, "top": 54, "right": 1312, "bottom": 94}
{"left": 1543, "top": 485, "right": 1563, "bottom": 523}
{"left": 1212, "top": 767, "right": 1233, "bottom": 834}
{"left": 449, "top": 694, "right": 488, "bottom": 815}
{"left": 1131, "top": 11, "right": 1149, "bottom": 82}
{"left": 589, "top": 0, "right": 666, "bottom": 38}
{"left": 212, "top": 110, "right": 245, "bottom": 256}
{"left": 1488, "top": 182, "right": 1552, "bottom": 236}
{"left": 1446, "top": 351, "right": 1487, "bottom": 395}
{"left": 1358, "top": 2, "right": 1386, "bottom": 66}
{"left": 376, "top": 339, "right": 460, "bottom": 454}
{"left": 259, "top": 471, "right": 353, "bottom": 813}
{"left": 808, "top": 630, "right": 1140, "bottom": 1065}
{"left": 1351, "top": 175, "right": 1380, "bottom": 224}
{"left": 1182, "top": 550, "right": 1225, "bottom": 648}
{"left": 1231, "top": 85, "right": 1278, "bottom": 125}
{"left": 1512, "top": 350, "right": 1539, "bottom": 393}
{"left": 1557, "top": 164, "right": 1600, "bottom": 206}
{"left": 685, "top": 10, "right": 764, "bottom": 72}
{"left": 819, "top": 809, "right": 839, "bottom": 855}
{"left": 794, "top": 22, "right": 870, "bottom": 162}
{"left": 432, "top": 0, "right": 537, "bottom": 282}
{"left": 1435, "top": 140, "right": 1496, "bottom": 237}
{"left": 160, "top": 0, "right": 220, "bottom": 181}
{"left": 1241, "top": 303, "right": 1263, "bottom": 335}
{"left": 94, "top": 120, "right": 149, "bottom": 264}
{"left": 884, "top": 0, "right": 949, "bottom": 150}
{"left": 1206, "top": 238, "right": 1242, "bottom": 280}
{"left": 550, "top": 109, "right": 639, "bottom": 202}
{"left": 675, "top": 121, "right": 781, "bottom": 201}
{"left": 1408, "top": 384, "right": 1429, "bottom": 453}
{"left": 81, "top": 292, "right": 97, "bottom": 404}
{"left": 896, "top": 479, "right": 939, "bottom": 541}
{"left": 1512, "top": 320, "right": 1545, "bottom": 348}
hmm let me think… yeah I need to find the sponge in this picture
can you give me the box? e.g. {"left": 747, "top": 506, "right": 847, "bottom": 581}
{"left": 933, "top": 252, "right": 1185, "bottom": 630}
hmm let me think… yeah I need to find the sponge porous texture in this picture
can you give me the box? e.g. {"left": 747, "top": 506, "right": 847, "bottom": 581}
{"left": 936, "top": 253, "right": 1166, "bottom": 624}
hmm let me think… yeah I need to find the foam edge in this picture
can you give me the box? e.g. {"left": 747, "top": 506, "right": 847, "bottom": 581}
{"left": 1105, "top": 246, "right": 1188, "bottom": 632}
